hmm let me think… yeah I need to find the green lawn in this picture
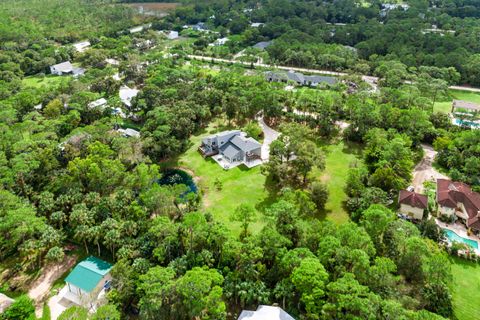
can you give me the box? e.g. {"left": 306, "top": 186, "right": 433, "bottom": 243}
{"left": 312, "top": 141, "right": 362, "bottom": 224}
{"left": 434, "top": 89, "right": 480, "bottom": 114}
{"left": 22, "top": 75, "right": 68, "bottom": 88}
{"left": 449, "top": 256, "right": 480, "bottom": 320}
{"left": 177, "top": 124, "right": 274, "bottom": 234}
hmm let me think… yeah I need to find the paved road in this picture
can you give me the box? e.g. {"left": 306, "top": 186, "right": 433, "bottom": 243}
{"left": 187, "top": 54, "right": 480, "bottom": 93}
{"left": 412, "top": 144, "right": 448, "bottom": 193}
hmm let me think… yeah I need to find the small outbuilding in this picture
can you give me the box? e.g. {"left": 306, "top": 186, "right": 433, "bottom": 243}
{"left": 238, "top": 305, "right": 295, "bottom": 320}
{"left": 398, "top": 189, "right": 428, "bottom": 220}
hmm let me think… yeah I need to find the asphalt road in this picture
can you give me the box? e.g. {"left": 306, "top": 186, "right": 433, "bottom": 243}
{"left": 187, "top": 54, "right": 480, "bottom": 93}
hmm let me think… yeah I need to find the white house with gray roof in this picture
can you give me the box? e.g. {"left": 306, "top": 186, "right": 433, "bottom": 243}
{"left": 50, "top": 61, "right": 85, "bottom": 77}
{"left": 199, "top": 130, "right": 262, "bottom": 169}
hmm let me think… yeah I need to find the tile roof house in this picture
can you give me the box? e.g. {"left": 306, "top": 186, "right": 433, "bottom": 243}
{"left": 238, "top": 305, "right": 295, "bottom": 320}
{"left": 265, "top": 71, "right": 337, "bottom": 87}
{"left": 199, "top": 130, "right": 262, "bottom": 169}
{"left": 437, "top": 179, "right": 480, "bottom": 232}
{"left": 398, "top": 190, "right": 428, "bottom": 220}
{"left": 50, "top": 61, "right": 85, "bottom": 77}
{"left": 62, "top": 256, "right": 112, "bottom": 307}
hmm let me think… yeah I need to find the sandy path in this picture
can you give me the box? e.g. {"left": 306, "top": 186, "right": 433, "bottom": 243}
{"left": 412, "top": 144, "right": 448, "bottom": 193}
{"left": 28, "top": 255, "right": 77, "bottom": 317}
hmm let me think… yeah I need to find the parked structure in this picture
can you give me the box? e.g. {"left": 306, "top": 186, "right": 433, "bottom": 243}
{"left": 437, "top": 179, "right": 480, "bottom": 233}
{"left": 210, "top": 37, "right": 229, "bottom": 46}
{"left": 251, "top": 22, "right": 264, "bottom": 28}
{"left": 50, "top": 61, "right": 85, "bottom": 77}
{"left": 265, "top": 70, "right": 337, "bottom": 87}
{"left": 163, "top": 30, "right": 179, "bottom": 39}
{"left": 238, "top": 305, "right": 295, "bottom": 320}
{"left": 398, "top": 189, "right": 428, "bottom": 220}
{"left": 62, "top": 256, "right": 112, "bottom": 309}
{"left": 199, "top": 130, "right": 262, "bottom": 169}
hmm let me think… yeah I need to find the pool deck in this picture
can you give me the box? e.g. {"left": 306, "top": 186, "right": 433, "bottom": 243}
{"left": 436, "top": 219, "right": 480, "bottom": 254}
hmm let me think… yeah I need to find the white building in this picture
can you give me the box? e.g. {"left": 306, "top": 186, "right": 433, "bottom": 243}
{"left": 73, "top": 41, "right": 91, "bottom": 53}
{"left": 119, "top": 86, "right": 139, "bottom": 108}
{"left": 50, "top": 61, "right": 85, "bottom": 77}
{"left": 238, "top": 305, "right": 295, "bottom": 320}
{"left": 87, "top": 98, "right": 108, "bottom": 110}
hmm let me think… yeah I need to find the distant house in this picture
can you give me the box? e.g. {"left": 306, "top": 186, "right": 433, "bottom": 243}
{"left": 380, "top": 3, "right": 409, "bottom": 17}
{"left": 199, "top": 130, "right": 262, "bottom": 169}
{"left": 129, "top": 23, "right": 151, "bottom": 34}
{"left": 73, "top": 41, "right": 91, "bottom": 53}
{"left": 61, "top": 257, "right": 112, "bottom": 308}
{"left": 0, "top": 293, "right": 14, "bottom": 313}
{"left": 58, "top": 132, "right": 92, "bottom": 152}
{"left": 33, "top": 103, "right": 43, "bottom": 111}
{"left": 251, "top": 22, "right": 264, "bottom": 28}
{"left": 50, "top": 61, "right": 85, "bottom": 77}
{"left": 252, "top": 41, "right": 272, "bottom": 50}
{"left": 164, "top": 30, "right": 179, "bottom": 40}
{"left": 238, "top": 305, "right": 295, "bottom": 320}
{"left": 265, "top": 70, "right": 337, "bottom": 87}
{"left": 437, "top": 179, "right": 480, "bottom": 233}
{"left": 210, "top": 37, "right": 229, "bottom": 46}
{"left": 452, "top": 100, "right": 480, "bottom": 114}
{"left": 119, "top": 86, "right": 139, "bottom": 108}
{"left": 116, "top": 128, "right": 140, "bottom": 138}
{"left": 105, "top": 58, "right": 120, "bottom": 66}
{"left": 398, "top": 190, "right": 428, "bottom": 220}
{"left": 87, "top": 98, "right": 108, "bottom": 110}
{"left": 192, "top": 22, "right": 208, "bottom": 31}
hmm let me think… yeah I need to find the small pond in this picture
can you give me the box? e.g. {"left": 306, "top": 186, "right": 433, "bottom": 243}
{"left": 158, "top": 169, "right": 198, "bottom": 195}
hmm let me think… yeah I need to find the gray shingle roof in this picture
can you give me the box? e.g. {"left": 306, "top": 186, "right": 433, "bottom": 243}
{"left": 230, "top": 135, "right": 261, "bottom": 152}
{"left": 304, "top": 75, "right": 337, "bottom": 85}
{"left": 52, "top": 61, "right": 73, "bottom": 73}
{"left": 253, "top": 41, "right": 272, "bottom": 50}
{"left": 221, "top": 144, "right": 241, "bottom": 159}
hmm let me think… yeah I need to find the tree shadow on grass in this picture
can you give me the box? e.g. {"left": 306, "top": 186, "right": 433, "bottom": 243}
{"left": 255, "top": 173, "right": 281, "bottom": 213}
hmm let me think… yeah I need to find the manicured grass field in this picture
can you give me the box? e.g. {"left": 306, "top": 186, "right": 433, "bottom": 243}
{"left": 434, "top": 89, "right": 480, "bottom": 114}
{"left": 177, "top": 124, "right": 274, "bottom": 234}
{"left": 312, "top": 141, "right": 362, "bottom": 224}
{"left": 22, "top": 75, "right": 68, "bottom": 88}
{"left": 449, "top": 256, "right": 480, "bottom": 320}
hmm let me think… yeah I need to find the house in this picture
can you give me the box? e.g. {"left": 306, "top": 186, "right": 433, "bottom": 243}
{"left": 452, "top": 100, "right": 480, "bottom": 114}
{"left": 50, "top": 61, "right": 85, "bottom": 77}
{"left": 105, "top": 58, "right": 120, "bottom": 66}
{"left": 253, "top": 41, "right": 271, "bottom": 50}
{"left": 398, "top": 190, "right": 428, "bottom": 220}
{"left": 265, "top": 71, "right": 337, "bottom": 87}
{"left": 119, "top": 86, "right": 139, "bottom": 108}
{"left": 0, "top": 293, "right": 14, "bottom": 313}
{"left": 210, "top": 37, "right": 229, "bottom": 46}
{"left": 62, "top": 257, "right": 112, "bottom": 308}
{"left": 238, "top": 305, "right": 295, "bottom": 320}
{"left": 87, "top": 98, "right": 108, "bottom": 110}
{"left": 251, "top": 22, "right": 264, "bottom": 28}
{"left": 164, "top": 30, "right": 179, "bottom": 40}
{"left": 437, "top": 179, "right": 480, "bottom": 233}
{"left": 129, "top": 23, "right": 152, "bottom": 34}
{"left": 192, "top": 22, "right": 208, "bottom": 31}
{"left": 199, "top": 130, "right": 262, "bottom": 169}
{"left": 73, "top": 41, "right": 91, "bottom": 53}
{"left": 117, "top": 128, "right": 140, "bottom": 138}
{"left": 112, "top": 107, "right": 126, "bottom": 119}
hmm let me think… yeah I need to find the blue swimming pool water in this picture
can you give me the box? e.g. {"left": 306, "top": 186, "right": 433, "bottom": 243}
{"left": 455, "top": 118, "right": 480, "bottom": 128}
{"left": 443, "top": 229, "right": 478, "bottom": 249}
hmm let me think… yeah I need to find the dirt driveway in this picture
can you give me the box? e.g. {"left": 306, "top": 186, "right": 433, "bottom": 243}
{"left": 412, "top": 144, "right": 448, "bottom": 193}
{"left": 28, "top": 255, "right": 77, "bottom": 317}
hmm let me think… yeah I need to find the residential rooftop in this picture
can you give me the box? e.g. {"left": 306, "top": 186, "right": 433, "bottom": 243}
{"left": 65, "top": 256, "right": 112, "bottom": 293}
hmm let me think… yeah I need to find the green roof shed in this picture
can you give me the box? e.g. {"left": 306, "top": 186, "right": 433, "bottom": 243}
{"left": 64, "top": 256, "right": 112, "bottom": 293}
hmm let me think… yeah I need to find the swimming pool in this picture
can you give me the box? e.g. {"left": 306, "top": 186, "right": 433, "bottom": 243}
{"left": 454, "top": 118, "right": 480, "bottom": 128}
{"left": 443, "top": 228, "right": 479, "bottom": 249}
